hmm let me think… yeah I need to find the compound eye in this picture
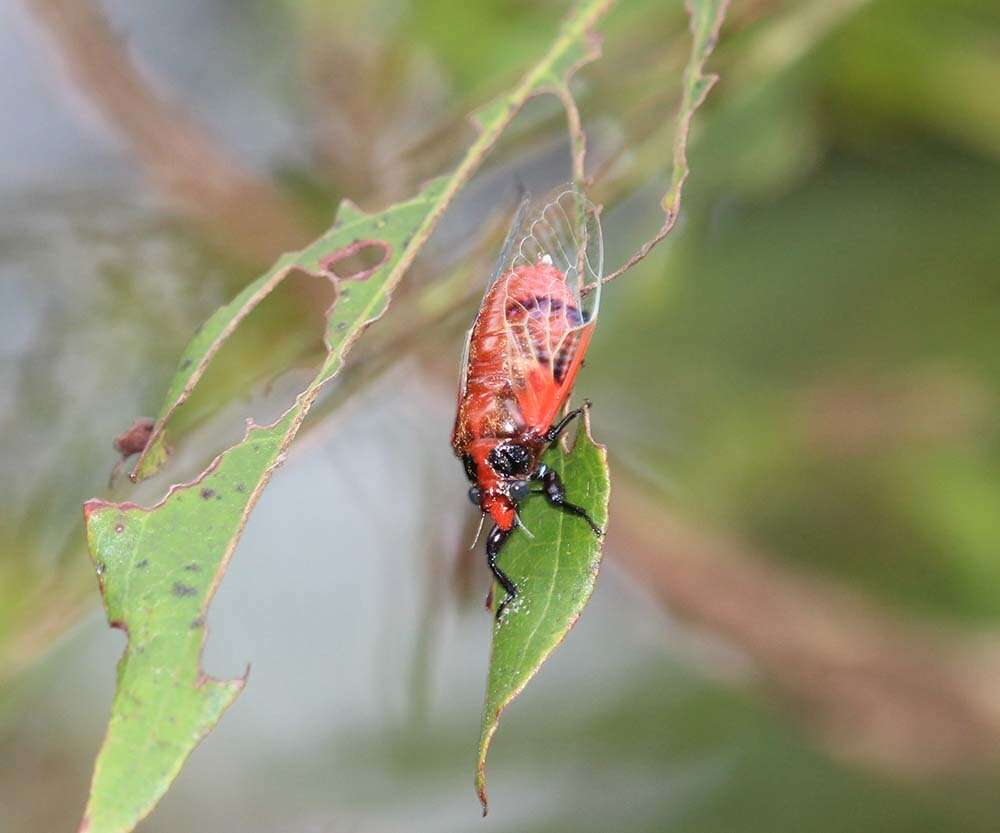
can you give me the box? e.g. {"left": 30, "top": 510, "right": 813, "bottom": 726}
{"left": 509, "top": 480, "right": 531, "bottom": 501}
{"left": 468, "top": 486, "right": 483, "bottom": 506}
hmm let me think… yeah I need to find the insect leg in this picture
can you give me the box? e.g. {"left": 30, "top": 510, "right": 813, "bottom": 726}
{"left": 539, "top": 468, "right": 603, "bottom": 536}
{"left": 486, "top": 524, "right": 517, "bottom": 618}
{"left": 543, "top": 399, "right": 592, "bottom": 443}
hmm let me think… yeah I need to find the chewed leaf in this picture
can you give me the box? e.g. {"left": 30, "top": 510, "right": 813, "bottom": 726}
{"left": 600, "top": 0, "right": 729, "bottom": 286}
{"left": 476, "top": 419, "right": 610, "bottom": 814}
{"left": 129, "top": 179, "right": 447, "bottom": 482}
{"left": 81, "top": 441, "right": 263, "bottom": 833}
{"left": 79, "top": 173, "right": 449, "bottom": 831}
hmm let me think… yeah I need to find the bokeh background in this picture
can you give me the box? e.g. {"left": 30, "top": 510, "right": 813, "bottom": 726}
{"left": 3, "top": 0, "right": 1000, "bottom": 831}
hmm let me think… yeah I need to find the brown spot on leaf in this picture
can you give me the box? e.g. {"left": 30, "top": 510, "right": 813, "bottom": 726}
{"left": 172, "top": 582, "right": 197, "bottom": 597}
{"left": 321, "top": 239, "right": 391, "bottom": 282}
{"left": 114, "top": 523, "right": 124, "bottom": 533}
{"left": 109, "top": 419, "right": 155, "bottom": 485}
{"left": 190, "top": 617, "right": 205, "bottom": 630}
{"left": 200, "top": 488, "right": 215, "bottom": 499}
{"left": 135, "top": 559, "right": 148, "bottom": 569}
{"left": 113, "top": 418, "right": 155, "bottom": 458}
{"left": 184, "top": 562, "right": 201, "bottom": 572}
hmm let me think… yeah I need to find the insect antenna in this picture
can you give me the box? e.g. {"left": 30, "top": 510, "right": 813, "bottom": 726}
{"left": 469, "top": 512, "right": 487, "bottom": 550}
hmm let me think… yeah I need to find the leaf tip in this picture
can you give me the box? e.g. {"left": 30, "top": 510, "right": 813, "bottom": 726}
{"left": 475, "top": 714, "right": 499, "bottom": 815}
{"left": 475, "top": 769, "right": 489, "bottom": 816}
{"left": 130, "top": 433, "right": 171, "bottom": 483}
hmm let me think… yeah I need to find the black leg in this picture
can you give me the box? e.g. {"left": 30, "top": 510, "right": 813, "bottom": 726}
{"left": 486, "top": 524, "right": 517, "bottom": 618}
{"left": 540, "top": 468, "right": 602, "bottom": 535}
{"left": 543, "top": 399, "right": 592, "bottom": 443}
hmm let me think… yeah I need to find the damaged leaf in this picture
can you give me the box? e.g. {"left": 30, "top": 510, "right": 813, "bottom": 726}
{"left": 81, "top": 178, "right": 448, "bottom": 833}
{"left": 600, "top": 0, "right": 729, "bottom": 285}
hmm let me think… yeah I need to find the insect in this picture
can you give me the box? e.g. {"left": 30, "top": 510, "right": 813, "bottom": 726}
{"left": 452, "top": 187, "right": 604, "bottom": 618}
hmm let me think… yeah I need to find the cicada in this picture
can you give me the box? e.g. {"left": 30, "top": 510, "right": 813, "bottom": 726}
{"left": 452, "top": 187, "right": 604, "bottom": 617}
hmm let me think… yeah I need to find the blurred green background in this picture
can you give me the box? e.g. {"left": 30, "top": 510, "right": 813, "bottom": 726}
{"left": 3, "top": 0, "right": 1000, "bottom": 830}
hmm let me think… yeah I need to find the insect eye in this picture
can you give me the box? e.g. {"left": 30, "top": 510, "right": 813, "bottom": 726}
{"left": 468, "top": 486, "right": 483, "bottom": 506}
{"left": 462, "top": 454, "right": 478, "bottom": 483}
{"left": 509, "top": 480, "right": 531, "bottom": 501}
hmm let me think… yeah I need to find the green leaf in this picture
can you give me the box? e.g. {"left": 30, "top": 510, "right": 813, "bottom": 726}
{"left": 81, "top": 2, "right": 617, "bottom": 831}
{"left": 476, "top": 420, "right": 610, "bottom": 814}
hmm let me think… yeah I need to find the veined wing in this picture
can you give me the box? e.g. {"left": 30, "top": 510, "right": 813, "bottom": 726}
{"left": 456, "top": 194, "right": 532, "bottom": 402}
{"left": 500, "top": 188, "right": 602, "bottom": 431}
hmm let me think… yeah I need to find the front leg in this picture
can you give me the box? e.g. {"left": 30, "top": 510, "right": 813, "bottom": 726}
{"left": 543, "top": 399, "right": 592, "bottom": 444}
{"left": 536, "top": 466, "right": 603, "bottom": 535}
{"left": 486, "top": 524, "right": 517, "bottom": 618}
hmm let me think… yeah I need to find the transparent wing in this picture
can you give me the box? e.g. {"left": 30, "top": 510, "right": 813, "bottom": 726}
{"left": 488, "top": 194, "right": 532, "bottom": 290}
{"left": 457, "top": 194, "right": 532, "bottom": 401}
{"left": 500, "top": 187, "right": 603, "bottom": 427}
{"left": 457, "top": 186, "right": 603, "bottom": 415}
{"left": 456, "top": 323, "right": 474, "bottom": 400}
{"left": 510, "top": 187, "right": 603, "bottom": 326}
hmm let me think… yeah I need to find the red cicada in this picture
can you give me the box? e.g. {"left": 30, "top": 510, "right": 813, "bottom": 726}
{"left": 452, "top": 187, "right": 604, "bottom": 617}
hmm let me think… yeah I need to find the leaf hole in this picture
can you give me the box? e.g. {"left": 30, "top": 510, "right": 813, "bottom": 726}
{"left": 321, "top": 240, "right": 391, "bottom": 282}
